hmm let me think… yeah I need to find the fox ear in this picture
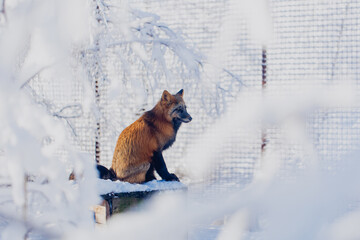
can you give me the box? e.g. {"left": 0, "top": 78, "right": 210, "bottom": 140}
{"left": 176, "top": 89, "right": 184, "bottom": 97}
{"left": 161, "top": 90, "right": 171, "bottom": 103}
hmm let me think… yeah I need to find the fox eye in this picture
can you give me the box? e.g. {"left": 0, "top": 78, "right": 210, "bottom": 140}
{"left": 179, "top": 108, "right": 184, "bottom": 113}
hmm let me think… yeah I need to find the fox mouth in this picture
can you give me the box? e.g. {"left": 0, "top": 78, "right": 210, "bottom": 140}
{"left": 179, "top": 117, "right": 192, "bottom": 123}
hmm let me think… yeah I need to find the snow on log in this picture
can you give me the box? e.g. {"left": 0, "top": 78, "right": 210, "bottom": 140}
{"left": 96, "top": 179, "right": 187, "bottom": 216}
{"left": 97, "top": 179, "right": 187, "bottom": 196}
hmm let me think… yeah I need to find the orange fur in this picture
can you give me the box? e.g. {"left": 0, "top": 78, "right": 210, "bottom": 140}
{"left": 111, "top": 90, "right": 187, "bottom": 183}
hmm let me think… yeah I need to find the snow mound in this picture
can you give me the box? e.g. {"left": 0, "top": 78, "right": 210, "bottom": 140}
{"left": 97, "top": 179, "right": 187, "bottom": 195}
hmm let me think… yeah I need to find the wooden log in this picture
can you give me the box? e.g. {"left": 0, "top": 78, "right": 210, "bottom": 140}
{"left": 101, "top": 190, "right": 157, "bottom": 214}
{"left": 91, "top": 205, "right": 106, "bottom": 224}
{"left": 91, "top": 199, "right": 111, "bottom": 224}
{"left": 101, "top": 187, "right": 187, "bottom": 215}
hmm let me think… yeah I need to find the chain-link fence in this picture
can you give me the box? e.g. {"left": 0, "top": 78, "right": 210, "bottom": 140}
{"left": 26, "top": 0, "right": 360, "bottom": 189}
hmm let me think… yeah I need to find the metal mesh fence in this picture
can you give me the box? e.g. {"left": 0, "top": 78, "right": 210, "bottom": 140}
{"left": 267, "top": 0, "right": 360, "bottom": 176}
{"left": 126, "top": 0, "right": 263, "bottom": 187}
{"left": 25, "top": 0, "right": 360, "bottom": 189}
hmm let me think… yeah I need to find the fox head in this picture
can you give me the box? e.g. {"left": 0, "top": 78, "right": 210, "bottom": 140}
{"left": 161, "top": 89, "right": 192, "bottom": 123}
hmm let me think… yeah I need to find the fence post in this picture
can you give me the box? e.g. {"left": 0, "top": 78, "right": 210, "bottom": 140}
{"left": 94, "top": 2, "right": 102, "bottom": 164}
{"left": 95, "top": 78, "right": 101, "bottom": 164}
{"left": 23, "top": 174, "right": 28, "bottom": 240}
{"left": 261, "top": 47, "right": 267, "bottom": 158}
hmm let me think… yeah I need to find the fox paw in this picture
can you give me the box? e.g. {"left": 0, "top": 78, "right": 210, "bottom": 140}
{"left": 165, "top": 173, "right": 179, "bottom": 182}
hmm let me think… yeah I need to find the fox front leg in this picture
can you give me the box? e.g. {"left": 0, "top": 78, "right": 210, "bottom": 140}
{"left": 152, "top": 151, "right": 179, "bottom": 181}
{"left": 145, "top": 164, "right": 156, "bottom": 182}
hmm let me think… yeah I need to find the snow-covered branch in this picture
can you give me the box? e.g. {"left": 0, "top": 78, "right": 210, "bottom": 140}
{"left": 0, "top": 0, "right": 6, "bottom": 23}
{"left": 0, "top": 210, "right": 61, "bottom": 239}
{"left": 0, "top": 1, "right": 98, "bottom": 239}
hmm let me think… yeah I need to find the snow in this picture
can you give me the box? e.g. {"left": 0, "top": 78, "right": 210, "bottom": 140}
{"left": 97, "top": 179, "right": 187, "bottom": 195}
{"left": 1, "top": 0, "right": 360, "bottom": 240}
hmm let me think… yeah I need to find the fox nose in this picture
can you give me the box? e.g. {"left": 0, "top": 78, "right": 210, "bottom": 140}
{"left": 188, "top": 116, "right": 192, "bottom": 122}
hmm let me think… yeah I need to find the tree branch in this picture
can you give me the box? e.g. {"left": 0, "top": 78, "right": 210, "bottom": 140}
{"left": 20, "top": 66, "right": 50, "bottom": 89}
{"left": 0, "top": 0, "right": 7, "bottom": 23}
{"left": 0, "top": 210, "right": 61, "bottom": 239}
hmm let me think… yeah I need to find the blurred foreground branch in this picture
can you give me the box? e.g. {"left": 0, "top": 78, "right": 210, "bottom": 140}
{"left": 0, "top": 0, "right": 6, "bottom": 22}
{"left": 0, "top": 210, "right": 61, "bottom": 240}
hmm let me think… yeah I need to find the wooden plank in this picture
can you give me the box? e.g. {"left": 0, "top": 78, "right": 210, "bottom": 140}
{"left": 91, "top": 200, "right": 111, "bottom": 224}
{"left": 101, "top": 190, "right": 157, "bottom": 214}
{"left": 91, "top": 205, "right": 107, "bottom": 224}
{"left": 101, "top": 188, "right": 187, "bottom": 215}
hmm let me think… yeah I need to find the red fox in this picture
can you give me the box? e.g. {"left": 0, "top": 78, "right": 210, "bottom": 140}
{"left": 109, "top": 89, "right": 192, "bottom": 183}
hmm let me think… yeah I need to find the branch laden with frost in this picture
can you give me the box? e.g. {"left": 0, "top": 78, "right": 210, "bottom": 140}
{"left": 0, "top": 0, "right": 99, "bottom": 239}
{"left": 0, "top": 210, "right": 61, "bottom": 239}
{"left": 19, "top": 63, "right": 84, "bottom": 137}
{"left": 0, "top": 0, "right": 6, "bottom": 23}
{"left": 108, "top": 9, "right": 203, "bottom": 77}
{"left": 95, "top": 0, "right": 109, "bottom": 28}
{"left": 22, "top": 81, "right": 82, "bottom": 137}
{"left": 19, "top": 66, "right": 50, "bottom": 89}
{"left": 80, "top": 3, "right": 205, "bottom": 139}
{"left": 84, "top": 6, "right": 203, "bottom": 88}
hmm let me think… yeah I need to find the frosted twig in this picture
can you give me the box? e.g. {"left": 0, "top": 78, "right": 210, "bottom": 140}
{"left": 0, "top": 0, "right": 7, "bottom": 23}
{"left": 23, "top": 81, "right": 82, "bottom": 137}
{"left": 20, "top": 66, "right": 50, "bottom": 89}
{"left": 200, "top": 60, "right": 247, "bottom": 87}
{"left": 95, "top": 0, "right": 109, "bottom": 28}
{"left": 222, "top": 68, "right": 247, "bottom": 87}
{"left": 0, "top": 210, "right": 61, "bottom": 239}
{"left": 330, "top": 2, "right": 349, "bottom": 81}
{"left": 53, "top": 104, "right": 83, "bottom": 119}
{"left": 53, "top": 104, "right": 83, "bottom": 136}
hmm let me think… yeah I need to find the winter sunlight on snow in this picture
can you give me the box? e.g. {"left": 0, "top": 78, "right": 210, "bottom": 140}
{"left": 1, "top": 0, "right": 360, "bottom": 240}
